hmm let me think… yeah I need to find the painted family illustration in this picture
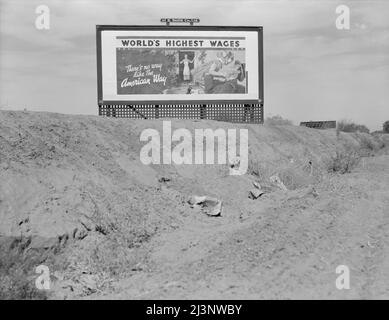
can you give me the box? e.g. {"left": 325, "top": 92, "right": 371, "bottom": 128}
{"left": 176, "top": 50, "right": 247, "bottom": 95}
{"left": 117, "top": 48, "right": 247, "bottom": 95}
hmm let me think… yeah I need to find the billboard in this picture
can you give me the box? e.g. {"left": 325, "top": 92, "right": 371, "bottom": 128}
{"left": 96, "top": 25, "right": 263, "bottom": 105}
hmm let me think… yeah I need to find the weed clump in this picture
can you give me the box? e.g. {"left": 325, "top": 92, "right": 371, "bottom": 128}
{"left": 0, "top": 238, "right": 49, "bottom": 300}
{"left": 326, "top": 142, "right": 361, "bottom": 174}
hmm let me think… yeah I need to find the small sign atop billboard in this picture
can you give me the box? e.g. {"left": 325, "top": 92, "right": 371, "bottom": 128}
{"left": 160, "top": 18, "right": 200, "bottom": 24}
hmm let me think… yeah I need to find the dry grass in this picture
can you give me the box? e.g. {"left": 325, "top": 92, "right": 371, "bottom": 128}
{"left": 337, "top": 120, "right": 370, "bottom": 133}
{"left": 325, "top": 141, "right": 361, "bottom": 174}
{"left": 265, "top": 115, "right": 293, "bottom": 126}
{"left": 248, "top": 132, "right": 373, "bottom": 187}
{"left": 63, "top": 203, "right": 158, "bottom": 282}
{"left": 0, "top": 238, "right": 49, "bottom": 300}
{"left": 248, "top": 158, "right": 317, "bottom": 190}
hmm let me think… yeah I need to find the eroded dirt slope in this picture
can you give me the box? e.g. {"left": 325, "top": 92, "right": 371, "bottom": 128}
{"left": 0, "top": 110, "right": 388, "bottom": 299}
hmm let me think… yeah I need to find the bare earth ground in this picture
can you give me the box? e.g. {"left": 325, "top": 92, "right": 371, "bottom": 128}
{"left": 0, "top": 110, "right": 388, "bottom": 299}
{"left": 105, "top": 155, "right": 389, "bottom": 299}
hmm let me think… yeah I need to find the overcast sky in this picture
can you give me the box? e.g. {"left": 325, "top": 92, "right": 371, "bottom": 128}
{"left": 1, "top": 0, "right": 388, "bottom": 130}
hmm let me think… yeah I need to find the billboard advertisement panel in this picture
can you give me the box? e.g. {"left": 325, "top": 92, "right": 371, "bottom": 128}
{"left": 96, "top": 26, "right": 263, "bottom": 105}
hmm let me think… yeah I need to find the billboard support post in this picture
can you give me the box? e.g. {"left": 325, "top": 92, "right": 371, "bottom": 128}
{"left": 96, "top": 25, "right": 264, "bottom": 123}
{"left": 200, "top": 105, "right": 206, "bottom": 119}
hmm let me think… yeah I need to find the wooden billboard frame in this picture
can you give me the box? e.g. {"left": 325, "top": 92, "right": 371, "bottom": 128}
{"left": 96, "top": 25, "right": 264, "bottom": 123}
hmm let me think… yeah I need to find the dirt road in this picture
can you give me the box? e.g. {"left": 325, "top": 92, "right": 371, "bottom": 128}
{"left": 99, "top": 155, "right": 389, "bottom": 299}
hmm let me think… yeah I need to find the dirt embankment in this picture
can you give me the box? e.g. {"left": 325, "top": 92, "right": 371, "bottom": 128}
{"left": 1, "top": 110, "right": 388, "bottom": 299}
